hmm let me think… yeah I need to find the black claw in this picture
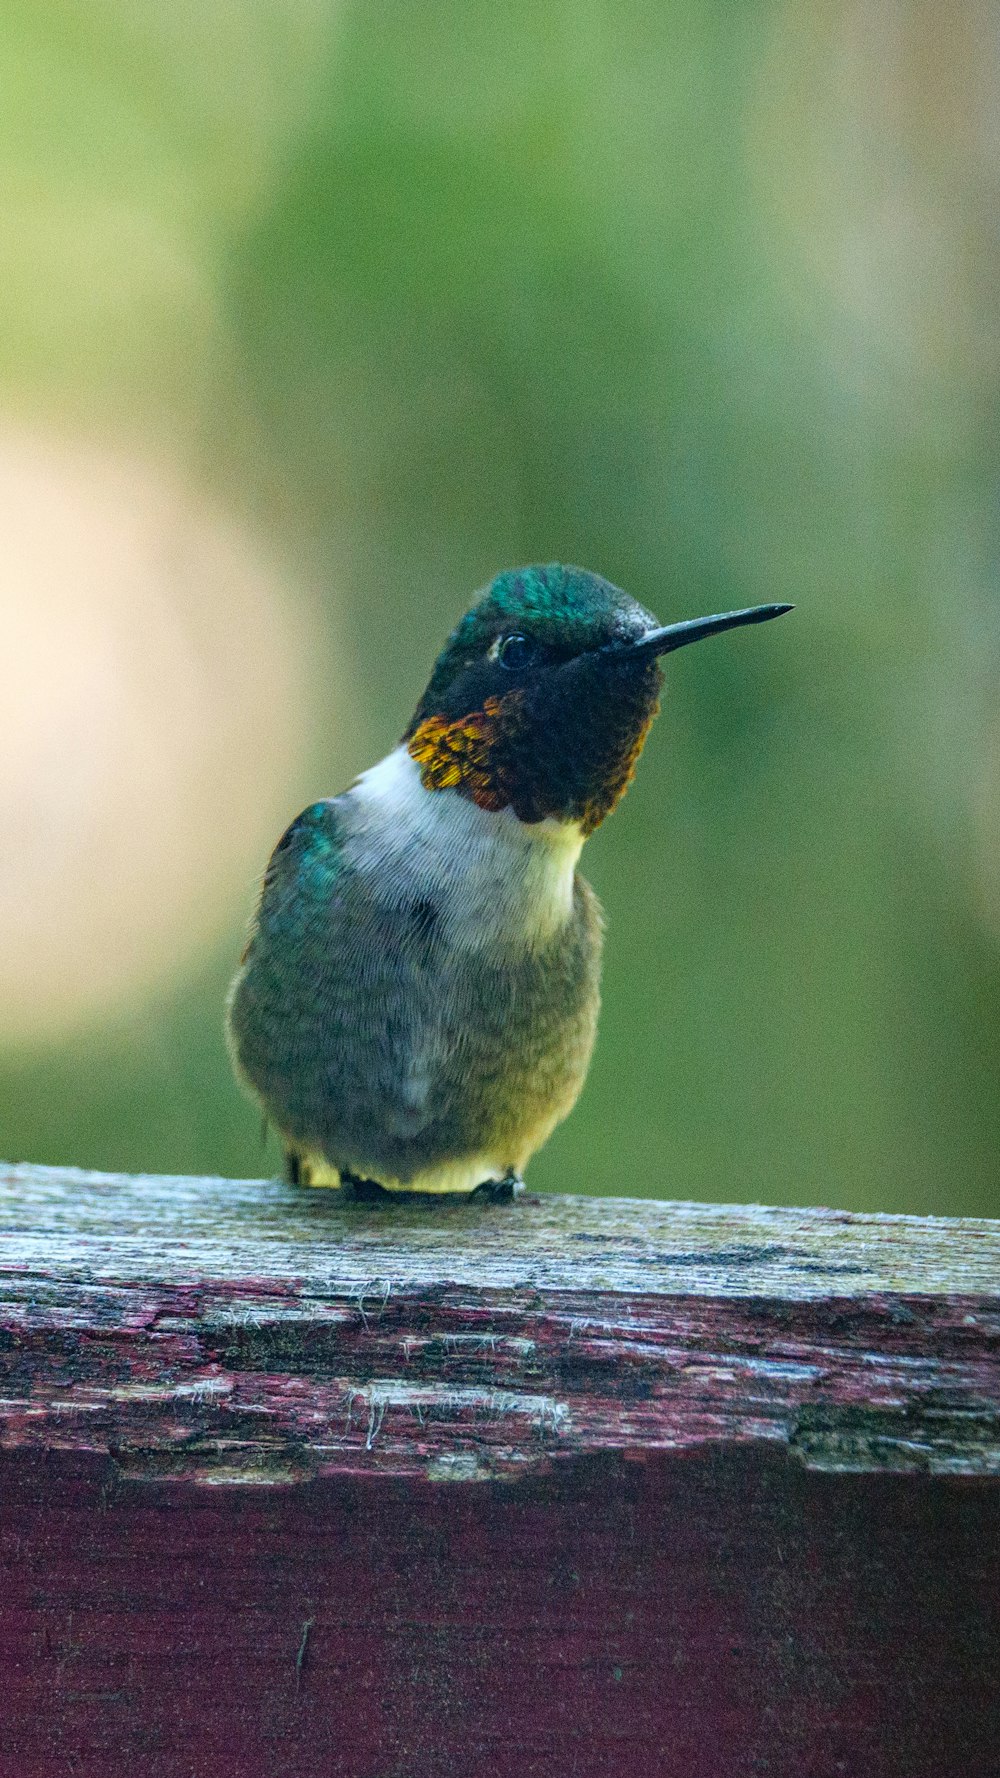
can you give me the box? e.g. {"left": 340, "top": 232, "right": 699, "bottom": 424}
{"left": 337, "top": 1170, "right": 525, "bottom": 1206}
{"left": 340, "top": 1172, "right": 394, "bottom": 1204}
{"left": 471, "top": 1172, "right": 525, "bottom": 1205}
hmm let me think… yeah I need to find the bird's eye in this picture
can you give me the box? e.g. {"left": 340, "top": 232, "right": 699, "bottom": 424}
{"left": 493, "top": 633, "right": 537, "bottom": 671}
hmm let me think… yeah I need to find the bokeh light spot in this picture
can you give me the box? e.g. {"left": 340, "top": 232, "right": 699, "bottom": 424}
{"left": 0, "top": 430, "right": 323, "bottom": 1042}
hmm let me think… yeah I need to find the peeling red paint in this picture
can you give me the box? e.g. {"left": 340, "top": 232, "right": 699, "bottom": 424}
{"left": 2, "top": 1168, "right": 999, "bottom": 1775}
{"left": 2, "top": 1282, "right": 998, "bottom": 1482}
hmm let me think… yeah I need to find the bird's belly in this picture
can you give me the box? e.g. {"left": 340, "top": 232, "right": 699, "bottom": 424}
{"left": 230, "top": 884, "right": 602, "bottom": 1190}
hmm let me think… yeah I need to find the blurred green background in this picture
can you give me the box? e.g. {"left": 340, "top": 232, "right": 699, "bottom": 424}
{"left": 2, "top": 0, "right": 998, "bottom": 1215}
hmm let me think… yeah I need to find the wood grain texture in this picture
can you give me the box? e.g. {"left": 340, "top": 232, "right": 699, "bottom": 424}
{"left": 3, "top": 1163, "right": 999, "bottom": 1482}
{"left": 1, "top": 1162, "right": 999, "bottom": 1777}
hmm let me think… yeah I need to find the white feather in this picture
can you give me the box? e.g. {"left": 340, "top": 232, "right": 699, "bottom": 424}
{"left": 348, "top": 745, "right": 583, "bottom": 951}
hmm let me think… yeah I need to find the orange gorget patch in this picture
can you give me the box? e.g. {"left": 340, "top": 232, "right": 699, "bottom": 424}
{"left": 407, "top": 694, "right": 521, "bottom": 812}
{"left": 408, "top": 686, "right": 660, "bottom": 829}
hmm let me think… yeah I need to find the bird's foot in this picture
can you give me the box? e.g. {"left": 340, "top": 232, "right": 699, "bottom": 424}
{"left": 470, "top": 1171, "right": 524, "bottom": 1204}
{"left": 339, "top": 1173, "right": 395, "bottom": 1204}
{"left": 286, "top": 1150, "right": 525, "bottom": 1204}
{"left": 335, "top": 1169, "right": 524, "bottom": 1206}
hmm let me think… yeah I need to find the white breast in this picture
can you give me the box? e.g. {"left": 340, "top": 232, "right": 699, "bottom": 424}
{"left": 347, "top": 745, "right": 584, "bottom": 950}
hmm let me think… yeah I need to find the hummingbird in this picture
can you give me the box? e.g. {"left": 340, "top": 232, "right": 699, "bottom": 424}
{"left": 227, "top": 564, "right": 791, "bottom": 1201}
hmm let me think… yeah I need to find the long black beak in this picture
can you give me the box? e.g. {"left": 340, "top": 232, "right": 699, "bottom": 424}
{"left": 609, "top": 602, "right": 793, "bottom": 660}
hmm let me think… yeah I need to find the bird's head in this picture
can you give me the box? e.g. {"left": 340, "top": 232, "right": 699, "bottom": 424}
{"left": 404, "top": 564, "right": 790, "bottom": 834}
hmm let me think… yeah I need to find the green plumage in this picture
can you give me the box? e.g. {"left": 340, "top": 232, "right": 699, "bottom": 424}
{"left": 227, "top": 563, "right": 789, "bottom": 1194}
{"left": 228, "top": 775, "right": 603, "bottom": 1191}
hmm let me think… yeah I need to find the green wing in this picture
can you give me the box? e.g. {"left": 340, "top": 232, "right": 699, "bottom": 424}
{"left": 241, "top": 799, "right": 344, "bottom": 962}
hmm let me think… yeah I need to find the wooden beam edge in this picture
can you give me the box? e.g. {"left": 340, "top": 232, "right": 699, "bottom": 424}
{"left": 1, "top": 1163, "right": 998, "bottom": 1485}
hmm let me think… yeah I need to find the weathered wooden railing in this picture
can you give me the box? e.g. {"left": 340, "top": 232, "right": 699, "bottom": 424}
{"left": 2, "top": 1162, "right": 998, "bottom": 1777}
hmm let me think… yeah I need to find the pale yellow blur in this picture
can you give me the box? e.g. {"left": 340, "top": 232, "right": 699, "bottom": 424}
{"left": 0, "top": 431, "right": 320, "bottom": 1041}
